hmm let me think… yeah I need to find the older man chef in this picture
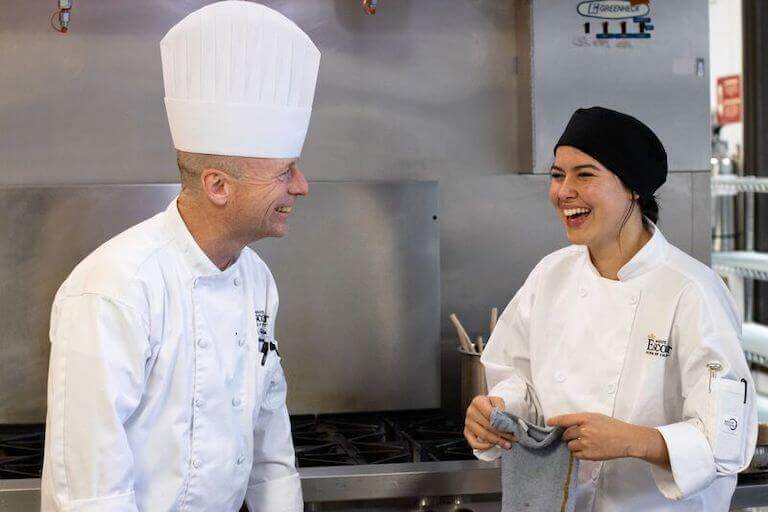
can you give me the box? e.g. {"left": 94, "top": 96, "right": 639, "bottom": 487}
{"left": 40, "top": 2, "right": 319, "bottom": 511}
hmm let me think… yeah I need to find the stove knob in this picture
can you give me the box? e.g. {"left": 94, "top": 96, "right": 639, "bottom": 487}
{"left": 452, "top": 496, "right": 475, "bottom": 511}
{"left": 416, "top": 497, "right": 435, "bottom": 511}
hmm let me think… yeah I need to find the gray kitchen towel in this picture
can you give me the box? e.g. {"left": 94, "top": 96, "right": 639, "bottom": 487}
{"left": 490, "top": 409, "right": 579, "bottom": 512}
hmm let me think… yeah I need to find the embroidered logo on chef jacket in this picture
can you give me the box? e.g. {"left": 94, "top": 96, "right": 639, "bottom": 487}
{"left": 724, "top": 417, "right": 739, "bottom": 431}
{"left": 645, "top": 333, "right": 672, "bottom": 358}
{"left": 255, "top": 310, "right": 279, "bottom": 365}
{"left": 255, "top": 310, "right": 271, "bottom": 342}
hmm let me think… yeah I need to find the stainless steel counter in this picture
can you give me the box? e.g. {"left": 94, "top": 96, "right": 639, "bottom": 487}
{"left": 300, "top": 460, "right": 502, "bottom": 502}
{"left": 301, "top": 463, "right": 768, "bottom": 509}
{"left": 3, "top": 462, "right": 768, "bottom": 510}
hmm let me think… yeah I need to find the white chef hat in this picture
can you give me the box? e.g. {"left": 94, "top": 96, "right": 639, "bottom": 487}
{"left": 160, "top": 1, "right": 321, "bottom": 158}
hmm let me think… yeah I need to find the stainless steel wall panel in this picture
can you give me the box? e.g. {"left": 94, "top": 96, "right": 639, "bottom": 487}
{"left": 656, "top": 173, "right": 694, "bottom": 255}
{"left": 0, "top": 182, "right": 440, "bottom": 422}
{"left": 692, "top": 172, "right": 713, "bottom": 266}
{"left": 439, "top": 174, "right": 561, "bottom": 408}
{"left": 255, "top": 181, "right": 441, "bottom": 414}
{"left": 303, "top": 0, "right": 523, "bottom": 180}
{"left": 0, "top": 0, "right": 709, "bottom": 181}
{"left": 0, "top": 0, "right": 523, "bottom": 185}
{"left": 0, "top": 185, "right": 180, "bottom": 423}
{"left": 529, "top": 0, "right": 710, "bottom": 173}
{"left": 440, "top": 175, "right": 561, "bottom": 338}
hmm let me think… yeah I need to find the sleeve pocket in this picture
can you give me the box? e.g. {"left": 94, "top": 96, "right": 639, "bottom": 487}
{"left": 707, "top": 378, "right": 747, "bottom": 469}
{"left": 262, "top": 366, "right": 288, "bottom": 411}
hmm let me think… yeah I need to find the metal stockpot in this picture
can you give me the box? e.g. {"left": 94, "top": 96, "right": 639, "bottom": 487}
{"left": 459, "top": 348, "right": 488, "bottom": 414}
{"left": 747, "top": 424, "right": 768, "bottom": 472}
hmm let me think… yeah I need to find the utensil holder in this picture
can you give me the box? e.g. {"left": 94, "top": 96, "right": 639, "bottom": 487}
{"left": 459, "top": 347, "right": 488, "bottom": 414}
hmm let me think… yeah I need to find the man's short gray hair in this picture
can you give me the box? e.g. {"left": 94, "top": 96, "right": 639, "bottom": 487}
{"left": 176, "top": 151, "right": 244, "bottom": 192}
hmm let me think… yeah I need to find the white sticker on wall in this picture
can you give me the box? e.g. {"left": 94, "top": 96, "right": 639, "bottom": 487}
{"left": 576, "top": 0, "right": 654, "bottom": 43}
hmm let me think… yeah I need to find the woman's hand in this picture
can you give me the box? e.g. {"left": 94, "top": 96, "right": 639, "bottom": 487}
{"left": 547, "top": 413, "right": 669, "bottom": 467}
{"left": 464, "top": 395, "right": 517, "bottom": 451}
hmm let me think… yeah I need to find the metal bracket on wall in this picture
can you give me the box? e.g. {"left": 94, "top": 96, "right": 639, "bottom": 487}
{"left": 50, "top": 0, "right": 72, "bottom": 33}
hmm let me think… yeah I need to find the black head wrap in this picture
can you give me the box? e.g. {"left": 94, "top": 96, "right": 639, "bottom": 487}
{"left": 554, "top": 106, "right": 667, "bottom": 199}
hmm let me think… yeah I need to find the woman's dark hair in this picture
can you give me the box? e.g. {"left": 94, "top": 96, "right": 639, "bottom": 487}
{"left": 618, "top": 193, "right": 660, "bottom": 244}
{"left": 639, "top": 195, "right": 660, "bottom": 226}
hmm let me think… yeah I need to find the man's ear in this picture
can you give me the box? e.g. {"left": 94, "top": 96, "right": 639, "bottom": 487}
{"left": 200, "top": 168, "right": 232, "bottom": 206}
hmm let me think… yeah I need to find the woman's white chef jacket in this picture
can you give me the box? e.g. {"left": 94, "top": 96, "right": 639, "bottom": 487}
{"left": 41, "top": 199, "right": 301, "bottom": 512}
{"left": 477, "top": 226, "right": 757, "bottom": 511}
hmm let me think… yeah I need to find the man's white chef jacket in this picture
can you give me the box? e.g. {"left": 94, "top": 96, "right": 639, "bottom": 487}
{"left": 478, "top": 226, "right": 757, "bottom": 511}
{"left": 41, "top": 199, "right": 302, "bottom": 512}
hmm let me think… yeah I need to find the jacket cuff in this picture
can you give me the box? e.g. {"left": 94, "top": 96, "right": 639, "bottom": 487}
{"left": 651, "top": 422, "right": 716, "bottom": 500}
{"left": 245, "top": 472, "right": 303, "bottom": 512}
{"left": 488, "top": 380, "right": 529, "bottom": 419}
{"left": 473, "top": 446, "right": 502, "bottom": 461}
{"left": 60, "top": 491, "right": 138, "bottom": 512}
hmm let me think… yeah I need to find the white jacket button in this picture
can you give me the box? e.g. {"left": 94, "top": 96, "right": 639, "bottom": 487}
{"left": 194, "top": 398, "right": 204, "bottom": 407}
{"left": 238, "top": 338, "right": 246, "bottom": 347}
{"left": 197, "top": 339, "right": 208, "bottom": 348}
{"left": 192, "top": 459, "right": 201, "bottom": 469}
{"left": 592, "top": 468, "right": 600, "bottom": 481}
{"left": 232, "top": 397, "right": 242, "bottom": 407}
{"left": 579, "top": 288, "right": 587, "bottom": 298}
{"left": 607, "top": 383, "right": 616, "bottom": 394}
{"left": 234, "top": 277, "right": 241, "bottom": 287}
{"left": 630, "top": 295, "right": 638, "bottom": 304}
{"left": 554, "top": 372, "right": 566, "bottom": 383}
{"left": 236, "top": 455, "right": 245, "bottom": 465}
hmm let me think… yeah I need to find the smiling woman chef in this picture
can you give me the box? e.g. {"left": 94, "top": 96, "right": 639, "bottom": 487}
{"left": 465, "top": 107, "right": 757, "bottom": 510}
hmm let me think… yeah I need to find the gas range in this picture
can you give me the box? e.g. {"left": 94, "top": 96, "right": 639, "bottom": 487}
{"left": 0, "top": 410, "right": 473, "bottom": 480}
{"left": 0, "top": 411, "right": 503, "bottom": 511}
{"left": 3, "top": 414, "right": 767, "bottom": 511}
{"left": 291, "top": 409, "right": 474, "bottom": 467}
{"left": 0, "top": 409, "right": 500, "bottom": 512}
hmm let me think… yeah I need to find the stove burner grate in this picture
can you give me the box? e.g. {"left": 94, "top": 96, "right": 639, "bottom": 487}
{"left": 291, "top": 409, "right": 472, "bottom": 467}
{"left": 0, "top": 426, "right": 45, "bottom": 479}
{"left": 0, "top": 411, "right": 475, "bottom": 479}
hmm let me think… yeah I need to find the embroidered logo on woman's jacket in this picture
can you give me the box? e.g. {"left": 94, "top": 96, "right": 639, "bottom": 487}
{"left": 645, "top": 333, "right": 672, "bottom": 358}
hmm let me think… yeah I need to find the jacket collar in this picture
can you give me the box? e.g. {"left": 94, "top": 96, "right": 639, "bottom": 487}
{"left": 163, "top": 197, "right": 241, "bottom": 278}
{"left": 616, "top": 222, "right": 669, "bottom": 281}
{"left": 581, "top": 221, "right": 670, "bottom": 282}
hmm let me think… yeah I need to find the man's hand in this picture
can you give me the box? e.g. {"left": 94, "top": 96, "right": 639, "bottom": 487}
{"left": 464, "top": 395, "right": 517, "bottom": 451}
{"left": 548, "top": 413, "right": 669, "bottom": 467}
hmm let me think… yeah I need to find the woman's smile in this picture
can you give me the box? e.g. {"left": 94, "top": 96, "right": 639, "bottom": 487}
{"left": 562, "top": 206, "right": 592, "bottom": 229}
